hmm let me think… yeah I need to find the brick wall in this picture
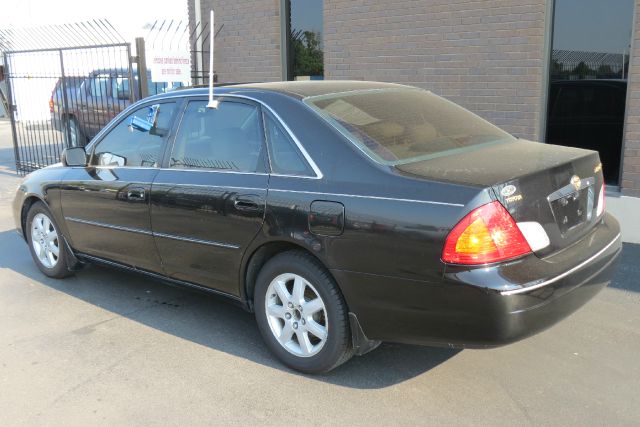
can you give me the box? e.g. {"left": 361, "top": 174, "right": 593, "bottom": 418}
{"left": 621, "top": 1, "right": 640, "bottom": 197}
{"left": 324, "top": 0, "right": 548, "bottom": 141}
{"left": 191, "top": 0, "right": 283, "bottom": 83}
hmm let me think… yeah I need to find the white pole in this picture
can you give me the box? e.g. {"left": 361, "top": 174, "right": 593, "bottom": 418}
{"left": 194, "top": 0, "right": 203, "bottom": 85}
{"left": 207, "top": 9, "right": 219, "bottom": 109}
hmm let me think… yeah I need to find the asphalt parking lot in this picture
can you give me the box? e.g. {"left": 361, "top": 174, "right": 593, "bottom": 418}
{"left": 0, "top": 119, "right": 639, "bottom": 426}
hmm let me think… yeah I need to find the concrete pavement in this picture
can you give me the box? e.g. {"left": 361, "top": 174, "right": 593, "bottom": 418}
{"left": 0, "top": 118, "right": 639, "bottom": 426}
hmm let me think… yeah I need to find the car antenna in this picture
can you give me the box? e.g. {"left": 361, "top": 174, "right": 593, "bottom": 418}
{"left": 206, "top": 9, "right": 219, "bottom": 109}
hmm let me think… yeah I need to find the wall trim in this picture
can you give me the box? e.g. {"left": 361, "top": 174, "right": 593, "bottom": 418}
{"left": 620, "top": 0, "right": 638, "bottom": 193}
{"left": 538, "top": 0, "right": 555, "bottom": 143}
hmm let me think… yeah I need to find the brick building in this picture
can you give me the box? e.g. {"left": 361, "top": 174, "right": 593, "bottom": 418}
{"left": 189, "top": 0, "right": 640, "bottom": 197}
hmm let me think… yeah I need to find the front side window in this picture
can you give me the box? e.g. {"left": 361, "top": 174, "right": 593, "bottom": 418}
{"left": 263, "top": 112, "right": 313, "bottom": 176}
{"left": 170, "top": 100, "right": 264, "bottom": 172}
{"left": 305, "top": 88, "right": 515, "bottom": 165}
{"left": 91, "top": 102, "right": 177, "bottom": 167}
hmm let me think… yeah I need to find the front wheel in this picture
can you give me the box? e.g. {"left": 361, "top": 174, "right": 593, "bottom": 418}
{"left": 26, "top": 202, "right": 73, "bottom": 279}
{"left": 254, "top": 251, "right": 353, "bottom": 373}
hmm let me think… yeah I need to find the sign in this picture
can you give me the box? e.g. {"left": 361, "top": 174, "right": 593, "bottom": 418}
{"left": 150, "top": 51, "right": 191, "bottom": 83}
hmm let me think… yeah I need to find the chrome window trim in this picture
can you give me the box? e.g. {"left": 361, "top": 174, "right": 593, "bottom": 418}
{"left": 269, "top": 173, "right": 319, "bottom": 180}
{"left": 160, "top": 168, "right": 269, "bottom": 176}
{"left": 261, "top": 108, "right": 316, "bottom": 179}
{"left": 66, "top": 217, "right": 240, "bottom": 250}
{"left": 500, "top": 233, "right": 621, "bottom": 296}
{"left": 86, "top": 99, "right": 181, "bottom": 168}
{"left": 85, "top": 93, "right": 323, "bottom": 180}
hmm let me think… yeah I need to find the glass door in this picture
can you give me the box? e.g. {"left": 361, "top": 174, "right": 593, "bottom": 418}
{"left": 546, "top": 0, "right": 634, "bottom": 185}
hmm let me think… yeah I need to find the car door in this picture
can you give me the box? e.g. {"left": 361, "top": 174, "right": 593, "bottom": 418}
{"left": 61, "top": 100, "right": 180, "bottom": 272}
{"left": 150, "top": 97, "right": 269, "bottom": 295}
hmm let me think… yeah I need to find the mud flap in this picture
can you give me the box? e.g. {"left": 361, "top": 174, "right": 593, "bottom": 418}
{"left": 349, "top": 312, "right": 381, "bottom": 356}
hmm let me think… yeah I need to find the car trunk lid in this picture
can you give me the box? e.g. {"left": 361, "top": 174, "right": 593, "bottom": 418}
{"left": 396, "top": 139, "right": 605, "bottom": 256}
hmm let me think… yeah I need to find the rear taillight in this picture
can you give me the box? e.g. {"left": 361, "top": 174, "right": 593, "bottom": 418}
{"left": 442, "top": 201, "right": 532, "bottom": 265}
{"left": 49, "top": 98, "right": 54, "bottom": 113}
{"left": 596, "top": 183, "right": 605, "bottom": 217}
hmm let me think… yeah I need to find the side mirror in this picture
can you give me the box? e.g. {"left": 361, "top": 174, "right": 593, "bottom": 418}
{"left": 61, "top": 147, "right": 87, "bottom": 167}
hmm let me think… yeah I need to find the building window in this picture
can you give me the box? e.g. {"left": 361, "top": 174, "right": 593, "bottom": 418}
{"left": 545, "top": 0, "right": 634, "bottom": 186}
{"left": 283, "top": 0, "right": 324, "bottom": 81}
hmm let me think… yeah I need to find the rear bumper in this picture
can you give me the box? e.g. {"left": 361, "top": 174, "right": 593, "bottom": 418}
{"left": 334, "top": 212, "right": 622, "bottom": 347}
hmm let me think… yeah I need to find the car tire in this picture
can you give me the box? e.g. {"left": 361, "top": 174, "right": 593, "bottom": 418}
{"left": 64, "top": 116, "right": 85, "bottom": 148}
{"left": 26, "top": 201, "right": 73, "bottom": 279}
{"left": 254, "top": 250, "right": 354, "bottom": 373}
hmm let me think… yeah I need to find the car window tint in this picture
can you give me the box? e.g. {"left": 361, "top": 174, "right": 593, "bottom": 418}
{"left": 91, "top": 102, "right": 177, "bottom": 167}
{"left": 306, "top": 88, "right": 515, "bottom": 165}
{"left": 264, "top": 112, "right": 313, "bottom": 176}
{"left": 170, "top": 100, "right": 263, "bottom": 172}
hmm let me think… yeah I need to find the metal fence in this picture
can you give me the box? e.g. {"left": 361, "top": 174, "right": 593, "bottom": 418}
{"left": 1, "top": 21, "right": 134, "bottom": 174}
{"left": 551, "top": 49, "right": 629, "bottom": 81}
{"left": 0, "top": 19, "right": 212, "bottom": 175}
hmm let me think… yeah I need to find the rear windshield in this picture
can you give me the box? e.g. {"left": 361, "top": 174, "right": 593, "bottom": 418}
{"left": 305, "top": 88, "right": 515, "bottom": 165}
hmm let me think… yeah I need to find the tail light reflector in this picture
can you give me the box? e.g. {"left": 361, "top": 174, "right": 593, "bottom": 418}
{"left": 49, "top": 98, "right": 55, "bottom": 113}
{"left": 596, "top": 183, "right": 605, "bottom": 217}
{"left": 442, "top": 201, "right": 532, "bottom": 265}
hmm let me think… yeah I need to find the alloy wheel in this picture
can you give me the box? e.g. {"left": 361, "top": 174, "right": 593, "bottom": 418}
{"left": 30, "top": 212, "right": 60, "bottom": 268}
{"left": 264, "top": 273, "right": 328, "bottom": 357}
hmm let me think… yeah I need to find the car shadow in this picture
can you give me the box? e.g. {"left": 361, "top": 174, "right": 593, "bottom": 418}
{"left": 608, "top": 242, "right": 640, "bottom": 293}
{"left": 0, "top": 229, "right": 459, "bottom": 389}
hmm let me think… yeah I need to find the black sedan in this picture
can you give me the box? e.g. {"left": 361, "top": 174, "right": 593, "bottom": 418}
{"left": 13, "top": 81, "right": 622, "bottom": 373}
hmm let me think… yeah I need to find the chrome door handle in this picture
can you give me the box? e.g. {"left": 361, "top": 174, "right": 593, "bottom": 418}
{"left": 234, "top": 195, "right": 262, "bottom": 211}
{"left": 127, "top": 188, "right": 146, "bottom": 201}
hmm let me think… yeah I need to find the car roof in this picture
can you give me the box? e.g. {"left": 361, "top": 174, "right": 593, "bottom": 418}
{"left": 157, "top": 80, "right": 414, "bottom": 101}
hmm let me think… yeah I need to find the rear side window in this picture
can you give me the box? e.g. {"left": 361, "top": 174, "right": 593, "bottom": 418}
{"left": 89, "top": 75, "right": 110, "bottom": 97}
{"left": 170, "top": 100, "right": 264, "bottom": 172}
{"left": 91, "top": 102, "right": 177, "bottom": 167}
{"left": 263, "top": 112, "right": 314, "bottom": 176}
{"left": 305, "top": 88, "right": 514, "bottom": 165}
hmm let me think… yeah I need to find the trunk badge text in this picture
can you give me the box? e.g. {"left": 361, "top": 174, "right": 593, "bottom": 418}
{"left": 501, "top": 184, "right": 523, "bottom": 203}
{"left": 571, "top": 175, "right": 582, "bottom": 191}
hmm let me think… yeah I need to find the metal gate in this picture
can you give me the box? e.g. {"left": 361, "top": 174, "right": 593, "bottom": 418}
{"left": 0, "top": 19, "right": 212, "bottom": 175}
{"left": 0, "top": 21, "right": 134, "bottom": 175}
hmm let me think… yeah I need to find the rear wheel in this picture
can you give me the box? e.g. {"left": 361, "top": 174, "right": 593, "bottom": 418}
{"left": 26, "top": 202, "right": 73, "bottom": 278}
{"left": 254, "top": 251, "right": 353, "bottom": 373}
